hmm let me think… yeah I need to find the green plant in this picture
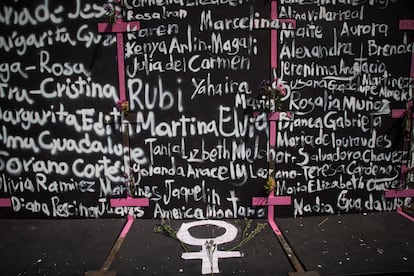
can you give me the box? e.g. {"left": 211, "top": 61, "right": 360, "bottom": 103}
{"left": 154, "top": 220, "right": 188, "bottom": 252}
{"left": 264, "top": 176, "right": 277, "bottom": 195}
{"left": 228, "top": 219, "right": 266, "bottom": 251}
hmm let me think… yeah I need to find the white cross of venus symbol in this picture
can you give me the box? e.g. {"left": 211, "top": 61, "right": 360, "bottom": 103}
{"left": 177, "top": 220, "right": 242, "bottom": 275}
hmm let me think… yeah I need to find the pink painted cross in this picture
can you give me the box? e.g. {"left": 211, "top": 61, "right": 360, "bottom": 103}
{"left": 98, "top": 19, "right": 140, "bottom": 101}
{"left": 251, "top": 2, "right": 295, "bottom": 234}
{"left": 87, "top": 19, "right": 149, "bottom": 276}
{"left": 89, "top": 10, "right": 149, "bottom": 264}
{"left": 98, "top": 17, "right": 149, "bottom": 209}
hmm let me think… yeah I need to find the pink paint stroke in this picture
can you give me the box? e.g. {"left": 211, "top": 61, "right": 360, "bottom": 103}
{"left": 116, "top": 32, "right": 126, "bottom": 101}
{"left": 401, "top": 164, "right": 407, "bottom": 174}
{"left": 397, "top": 207, "right": 414, "bottom": 223}
{"left": 120, "top": 215, "right": 135, "bottom": 238}
{"left": 253, "top": 111, "right": 291, "bottom": 120}
{"left": 0, "top": 198, "right": 11, "bottom": 207}
{"left": 400, "top": 165, "right": 407, "bottom": 180}
{"left": 267, "top": 112, "right": 282, "bottom": 148}
{"left": 268, "top": 111, "right": 292, "bottom": 121}
{"left": 267, "top": 112, "right": 280, "bottom": 121}
{"left": 399, "top": 20, "right": 414, "bottom": 30}
{"left": 385, "top": 189, "right": 414, "bottom": 198}
{"left": 97, "top": 21, "right": 140, "bottom": 33}
{"left": 270, "top": 121, "right": 277, "bottom": 147}
{"left": 391, "top": 109, "right": 406, "bottom": 118}
{"left": 268, "top": 196, "right": 291, "bottom": 205}
{"left": 391, "top": 101, "right": 414, "bottom": 118}
{"left": 411, "top": 52, "right": 414, "bottom": 78}
{"left": 282, "top": 19, "right": 296, "bottom": 28}
{"left": 252, "top": 197, "right": 268, "bottom": 206}
{"left": 271, "top": 1, "right": 277, "bottom": 68}
{"left": 267, "top": 194, "right": 282, "bottom": 236}
{"left": 252, "top": 196, "right": 291, "bottom": 206}
{"left": 110, "top": 196, "right": 149, "bottom": 207}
